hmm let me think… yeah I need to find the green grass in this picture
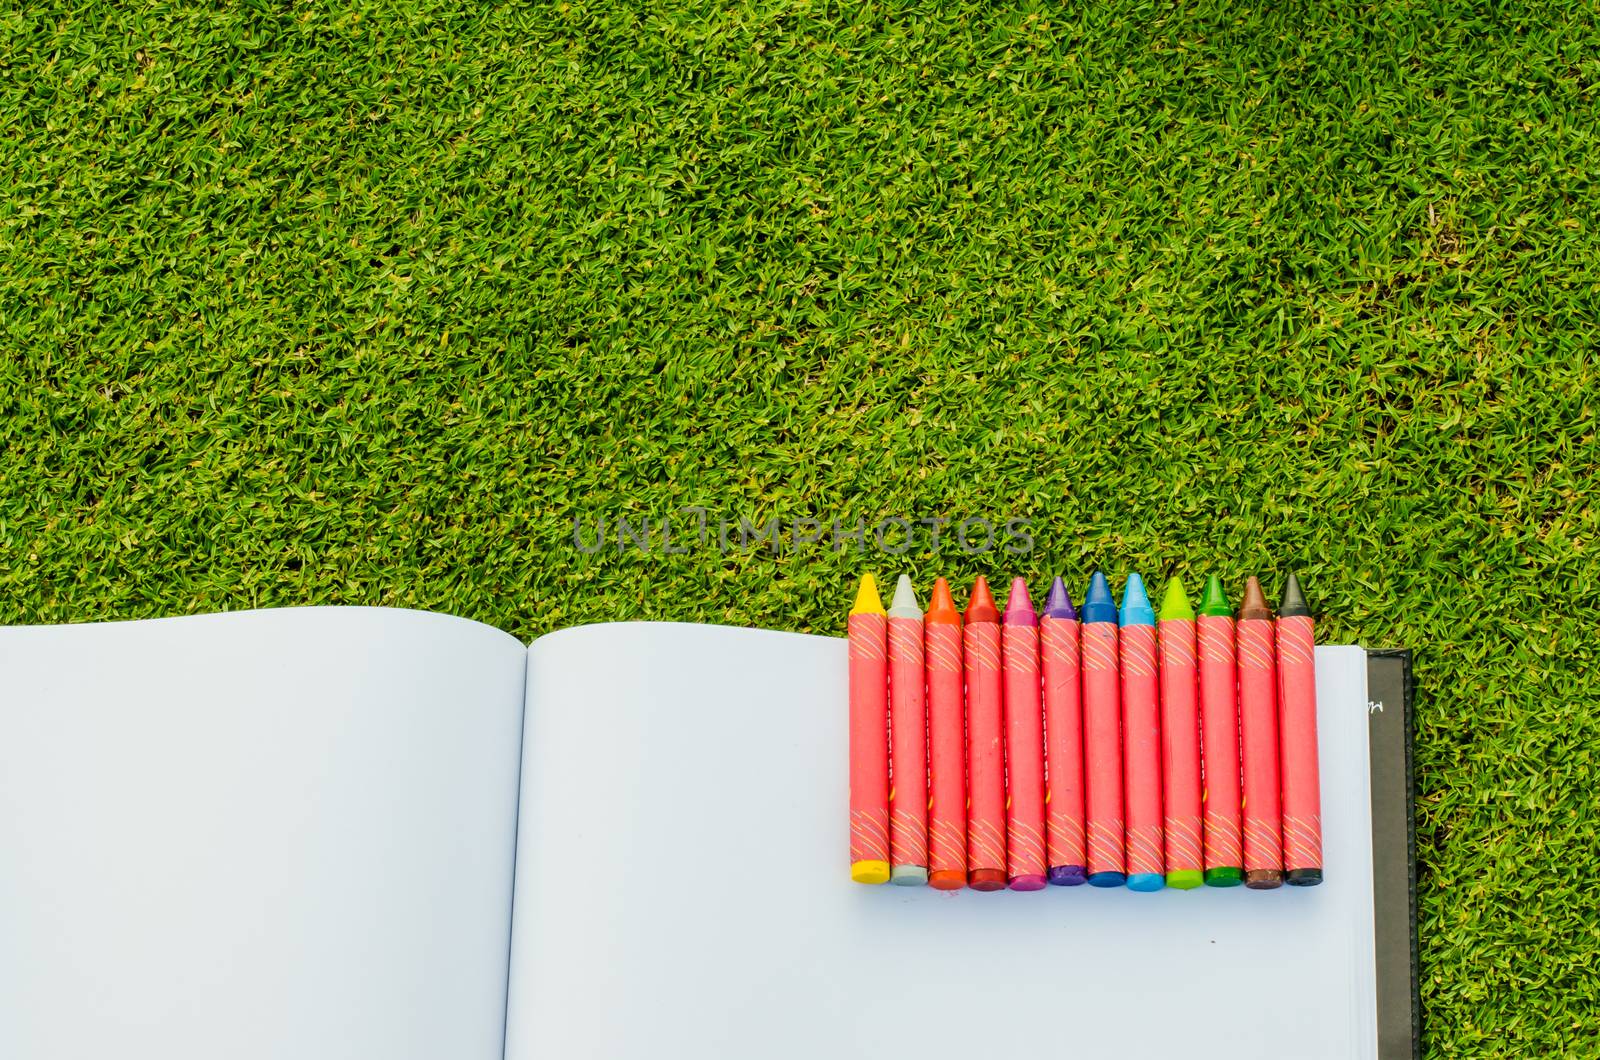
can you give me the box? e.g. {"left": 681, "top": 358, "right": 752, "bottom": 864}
{"left": 3, "top": 1, "right": 1598, "bottom": 1052}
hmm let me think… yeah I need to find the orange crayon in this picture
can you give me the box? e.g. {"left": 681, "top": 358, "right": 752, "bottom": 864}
{"left": 847, "top": 575, "right": 891, "bottom": 884}
{"left": 925, "top": 578, "right": 967, "bottom": 890}
{"left": 963, "top": 577, "right": 1007, "bottom": 891}
{"left": 887, "top": 575, "right": 929, "bottom": 886}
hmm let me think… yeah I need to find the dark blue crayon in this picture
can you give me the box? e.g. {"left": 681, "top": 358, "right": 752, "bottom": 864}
{"left": 1081, "top": 571, "right": 1127, "bottom": 888}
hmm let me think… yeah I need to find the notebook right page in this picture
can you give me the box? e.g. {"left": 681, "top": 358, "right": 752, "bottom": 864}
{"left": 506, "top": 623, "right": 1375, "bottom": 1060}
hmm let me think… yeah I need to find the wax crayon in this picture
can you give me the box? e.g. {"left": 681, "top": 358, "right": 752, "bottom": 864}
{"left": 1041, "top": 577, "right": 1086, "bottom": 886}
{"left": 1158, "top": 577, "right": 1204, "bottom": 890}
{"left": 848, "top": 575, "right": 891, "bottom": 884}
{"left": 888, "top": 575, "right": 929, "bottom": 886}
{"left": 964, "top": 576, "right": 1007, "bottom": 891}
{"left": 1198, "top": 576, "right": 1243, "bottom": 887}
{"left": 1238, "top": 576, "right": 1284, "bottom": 889}
{"left": 1278, "top": 573, "right": 1323, "bottom": 886}
{"left": 925, "top": 578, "right": 967, "bottom": 891}
{"left": 1081, "top": 571, "right": 1126, "bottom": 887}
{"left": 1002, "top": 578, "right": 1047, "bottom": 891}
{"left": 1120, "top": 574, "right": 1164, "bottom": 891}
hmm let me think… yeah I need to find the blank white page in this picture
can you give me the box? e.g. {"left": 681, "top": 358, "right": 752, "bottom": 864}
{"left": 506, "top": 624, "right": 1374, "bottom": 1060}
{"left": 0, "top": 607, "right": 528, "bottom": 1060}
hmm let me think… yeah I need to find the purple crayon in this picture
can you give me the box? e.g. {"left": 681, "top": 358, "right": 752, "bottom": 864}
{"left": 1042, "top": 577, "right": 1087, "bottom": 885}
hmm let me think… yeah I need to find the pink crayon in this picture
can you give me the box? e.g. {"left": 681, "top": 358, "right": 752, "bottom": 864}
{"left": 925, "top": 578, "right": 967, "bottom": 891}
{"left": 1002, "top": 578, "right": 1046, "bottom": 891}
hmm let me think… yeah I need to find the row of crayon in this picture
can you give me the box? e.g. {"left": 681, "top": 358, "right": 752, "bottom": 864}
{"left": 847, "top": 570, "right": 1322, "bottom": 892}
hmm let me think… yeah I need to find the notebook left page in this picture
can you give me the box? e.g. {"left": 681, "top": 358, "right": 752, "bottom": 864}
{"left": 0, "top": 607, "right": 528, "bottom": 1060}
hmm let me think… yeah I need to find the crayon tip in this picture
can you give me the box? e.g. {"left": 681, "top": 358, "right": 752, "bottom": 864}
{"left": 1166, "top": 869, "right": 1205, "bottom": 890}
{"left": 891, "top": 864, "right": 929, "bottom": 886}
{"left": 968, "top": 867, "right": 1007, "bottom": 891}
{"left": 1119, "top": 573, "right": 1156, "bottom": 626}
{"left": 1286, "top": 867, "right": 1324, "bottom": 887}
{"left": 928, "top": 869, "right": 967, "bottom": 890}
{"left": 1205, "top": 866, "right": 1244, "bottom": 887}
{"left": 1126, "top": 872, "right": 1165, "bottom": 892}
{"left": 1048, "top": 864, "right": 1087, "bottom": 886}
{"left": 1280, "top": 572, "right": 1311, "bottom": 618}
{"left": 1239, "top": 576, "right": 1273, "bottom": 620}
{"left": 1082, "top": 571, "right": 1118, "bottom": 624}
{"left": 1008, "top": 873, "right": 1048, "bottom": 891}
{"left": 1158, "top": 576, "right": 1195, "bottom": 621}
{"left": 851, "top": 860, "right": 891, "bottom": 884}
{"left": 927, "top": 577, "right": 960, "bottom": 621}
{"left": 1198, "top": 574, "right": 1231, "bottom": 617}
{"left": 1087, "top": 870, "right": 1126, "bottom": 888}
{"left": 889, "top": 574, "right": 922, "bottom": 618}
{"left": 1043, "top": 576, "right": 1077, "bottom": 620}
{"left": 964, "top": 576, "right": 1000, "bottom": 624}
{"left": 1003, "top": 577, "right": 1036, "bottom": 625}
{"left": 850, "top": 574, "right": 886, "bottom": 616}
{"left": 1245, "top": 869, "right": 1283, "bottom": 890}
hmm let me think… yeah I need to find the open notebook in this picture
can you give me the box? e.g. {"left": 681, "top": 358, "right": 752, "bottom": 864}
{"left": 0, "top": 608, "right": 1417, "bottom": 1059}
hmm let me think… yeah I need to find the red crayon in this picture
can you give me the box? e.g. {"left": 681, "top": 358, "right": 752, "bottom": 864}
{"left": 963, "top": 577, "right": 1007, "bottom": 891}
{"left": 1081, "top": 571, "right": 1126, "bottom": 886}
{"left": 1157, "top": 576, "right": 1204, "bottom": 889}
{"left": 847, "top": 574, "right": 891, "bottom": 884}
{"left": 1277, "top": 573, "right": 1323, "bottom": 886}
{"left": 1002, "top": 578, "right": 1046, "bottom": 891}
{"left": 925, "top": 578, "right": 967, "bottom": 890}
{"left": 1041, "top": 577, "right": 1086, "bottom": 886}
{"left": 1120, "top": 574, "right": 1165, "bottom": 891}
{"left": 887, "top": 575, "right": 929, "bottom": 886}
{"left": 1238, "top": 576, "right": 1283, "bottom": 889}
{"left": 1197, "top": 575, "right": 1243, "bottom": 886}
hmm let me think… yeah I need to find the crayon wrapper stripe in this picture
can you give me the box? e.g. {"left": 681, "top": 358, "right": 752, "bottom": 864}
{"left": 850, "top": 808, "right": 889, "bottom": 862}
{"left": 967, "top": 816, "right": 1006, "bottom": 873}
{"left": 848, "top": 613, "right": 887, "bottom": 659}
{"left": 1087, "top": 818, "right": 1124, "bottom": 876}
{"left": 1164, "top": 814, "right": 1203, "bottom": 871}
{"left": 1047, "top": 810, "right": 1086, "bottom": 867}
{"left": 1237, "top": 622, "right": 1275, "bottom": 670}
{"left": 1120, "top": 625, "right": 1158, "bottom": 677}
{"left": 1082, "top": 623, "right": 1118, "bottom": 670}
{"left": 929, "top": 816, "right": 967, "bottom": 874}
{"left": 1126, "top": 824, "right": 1164, "bottom": 876}
{"left": 1282, "top": 814, "right": 1323, "bottom": 869}
{"left": 1243, "top": 815, "right": 1283, "bottom": 870}
{"left": 1041, "top": 618, "right": 1080, "bottom": 666}
{"left": 1204, "top": 807, "right": 1243, "bottom": 866}
{"left": 925, "top": 625, "right": 964, "bottom": 672}
{"left": 891, "top": 807, "right": 928, "bottom": 866}
{"left": 1197, "top": 614, "right": 1234, "bottom": 662}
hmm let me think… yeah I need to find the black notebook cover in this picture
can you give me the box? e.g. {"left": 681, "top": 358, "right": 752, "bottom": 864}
{"left": 1367, "top": 649, "right": 1420, "bottom": 1060}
